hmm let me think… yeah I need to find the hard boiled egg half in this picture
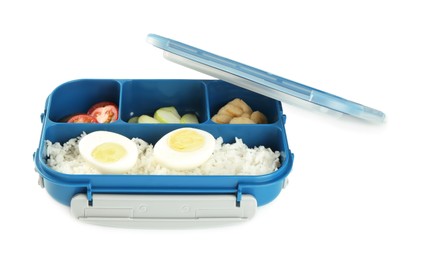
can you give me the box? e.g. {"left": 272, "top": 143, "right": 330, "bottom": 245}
{"left": 79, "top": 131, "right": 138, "bottom": 174}
{"left": 153, "top": 128, "right": 215, "bottom": 170}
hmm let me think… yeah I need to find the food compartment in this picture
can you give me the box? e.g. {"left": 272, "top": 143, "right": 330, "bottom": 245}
{"left": 48, "top": 79, "right": 121, "bottom": 122}
{"left": 41, "top": 122, "right": 287, "bottom": 176}
{"left": 207, "top": 81, "right": 281, "bottom": 124}
{"left": 120, "top": 80, "right": 209, "bottom": 123}
{"left": 38, "top": 119, "right": 292, "bottom": 206}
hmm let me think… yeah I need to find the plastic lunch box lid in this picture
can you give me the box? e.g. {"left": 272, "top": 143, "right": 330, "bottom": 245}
{"left": 147, "top": 34, "right": 385, "bottom": 123}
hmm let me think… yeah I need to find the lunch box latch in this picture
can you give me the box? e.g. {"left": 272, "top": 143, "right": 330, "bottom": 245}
{"left": 70, "top": 193, "right": 257, "bottom": 228}
{"left": 40, "top": 112, "right": 45, "bottom": 123}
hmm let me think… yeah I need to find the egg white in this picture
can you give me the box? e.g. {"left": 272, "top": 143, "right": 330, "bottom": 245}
{"left": 78, "top": 131, "right": 138, "bottom": 174}
{"left": 153, "top": 128, "right": 215, "bottom": 170}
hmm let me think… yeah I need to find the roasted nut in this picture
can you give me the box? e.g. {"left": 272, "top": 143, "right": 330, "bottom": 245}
{"left": 250, "top": 111, "right": 268, "bottom": 124}
{"left": 229, "top": 98, "right": 253, "bottom": 114}
{"left": 229, "top": 117, "right": 256, "bottom": 124}
{"left": 241, "top": 113, "right": 251, "bottom": 118}
{"left": 212, "top": 114, "right": 232, "bottom": 124}
{"left": 217, "top": 104, "right": 243, "bottom": 117}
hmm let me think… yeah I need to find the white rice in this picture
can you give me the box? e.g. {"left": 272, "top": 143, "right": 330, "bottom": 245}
{"left": 45, "top": 133, "right": 281, "bottom": 175}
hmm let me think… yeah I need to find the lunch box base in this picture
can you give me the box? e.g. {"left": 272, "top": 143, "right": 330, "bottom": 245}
{"left": 35, "top": 79, "right": 294, "bottom": 226}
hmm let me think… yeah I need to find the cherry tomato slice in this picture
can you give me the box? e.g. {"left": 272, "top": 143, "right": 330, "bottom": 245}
{"left": 87, "top": 102, "right": 117, "bottom": 115}
{"left": 88, "top": 102, "right": 118, "bottom": 123}
{"left": 67, "top": 114, "right": 98, "bottom": 123}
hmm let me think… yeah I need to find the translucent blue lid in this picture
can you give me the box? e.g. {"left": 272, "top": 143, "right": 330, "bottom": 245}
{"left": 147, "top": 34, "right": 385, "bottom": 123}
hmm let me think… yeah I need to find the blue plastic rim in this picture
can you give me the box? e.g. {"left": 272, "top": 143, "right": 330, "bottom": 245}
{"left": 35, "top": 79, "right": 294, "bottom": 207}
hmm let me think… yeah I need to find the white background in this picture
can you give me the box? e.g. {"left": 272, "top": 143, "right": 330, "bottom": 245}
{"left": 1, "top": 0, "right": 423, "bottom": 259}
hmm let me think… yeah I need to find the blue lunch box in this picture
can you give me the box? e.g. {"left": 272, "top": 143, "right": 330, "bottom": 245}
{"left": 33, "top": 34, "right": 385, "bottom": 227}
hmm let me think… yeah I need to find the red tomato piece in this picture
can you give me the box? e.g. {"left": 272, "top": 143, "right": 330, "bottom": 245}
{"left": 67, "top": 114, "right": 98, "bottom": 123}
{"left": 87, "top": 102, "right": 118, "bottom": 123}
{"left": 87, "top": 102, "right": 117, "bottom": 115}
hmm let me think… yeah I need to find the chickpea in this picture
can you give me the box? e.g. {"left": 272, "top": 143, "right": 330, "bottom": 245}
{"left": 211, "top": 98, "right": 269, "bottom": 125}
{"left": 217, "top": 104, "right": 243, "bottom": 117}
{"left": 212, "top": 114, "right": 233, "bottom": 124}
{"left": 250, "top": 111, "right": 268, "bottom": 124}
{"left": 229, "top": 117, "right": 256, "bottom": 124}
{"left": 229, "top": 98, "right": 253, "bottom": 114}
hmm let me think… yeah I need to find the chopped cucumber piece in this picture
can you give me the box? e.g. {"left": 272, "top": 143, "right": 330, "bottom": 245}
{"left": 138, "top": 115, "right": 160, "bottom": 124}
{"left": 154, "top": 109, "right": 180, "bottom": 123}
{"left": 160, "top": 106, "right": 181, "bottom": 119}
{"left": 180, "top": 113, "right": 199, "bottom": 124}
{"left": 128, "top": 116, "right": 139, "bottom": 123}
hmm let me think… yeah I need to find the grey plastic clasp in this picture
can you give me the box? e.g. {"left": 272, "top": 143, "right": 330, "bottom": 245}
{"left": 70, "top": 193, "right": 257, "bottom": 228}
{"left": 38, "top": 175, "right": 44, "bottom": 188}
{"left": 282, "top": 178, "right": 289, "bottom": 189}
{"left": 34, "top": 165, "right": 44, "bottom": 189}
{"left": 40, "top": 112, "right": 45, "bottom": 123}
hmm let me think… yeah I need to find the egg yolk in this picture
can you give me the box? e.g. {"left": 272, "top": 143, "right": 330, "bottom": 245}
{"left": 91, "top": 142, "right": 127, "bottom": 163}
{"left": 168, "top": 129, "right": 205, "bottom": 152}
